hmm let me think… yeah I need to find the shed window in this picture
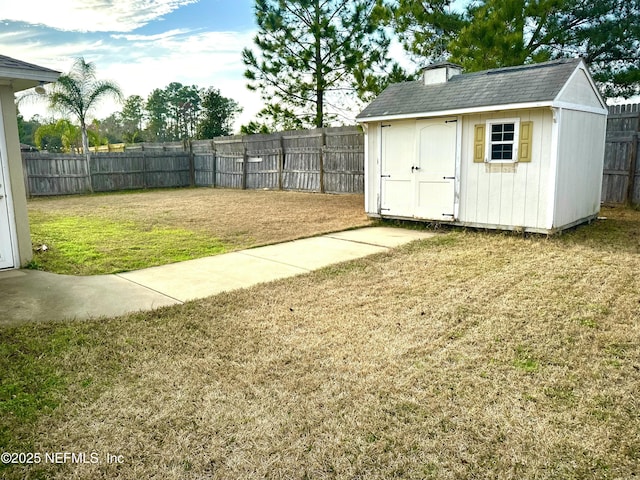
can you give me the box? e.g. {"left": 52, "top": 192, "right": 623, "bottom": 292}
{"left": 486, "top": 119, "right": 520, "bottom": 162}
{"left": 474, "top": 119, "right": 533, "bottom": 164}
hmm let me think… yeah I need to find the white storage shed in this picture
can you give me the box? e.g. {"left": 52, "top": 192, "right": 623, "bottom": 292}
{"left": 356, "top": 58, "right": 608, "bottom": 233}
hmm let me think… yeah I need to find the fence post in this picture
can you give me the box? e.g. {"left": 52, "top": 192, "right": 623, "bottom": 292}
{"left": 85, "top": 153, "right": 94, "bottom": 193}
{"left": 242, "top": 141, "right": 248, "bottom": 190}
{"left": 278, "top": 134, "right": 284, "bottom": 190}
{"left": 142, "top": 144, "right": 148, "bottom": 189}
{"left": 212, "top": 140, "right": 217, "bottom": 188}
{"left": 319, "top": 129, "right": 326, "bottom": 193}
{"left": 22, "top": 154, "right": 30, "bottom": 198}
{"left": 188, "top": 139, "right": 195, "bottom": 187}
{"left": 627, "top": 133, "right": 639, "bottom": 205}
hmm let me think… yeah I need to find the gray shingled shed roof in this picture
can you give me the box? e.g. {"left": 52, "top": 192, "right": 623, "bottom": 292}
{"left": 357, "top": 58, "right": 583, "bottom": 121}
{"left": 0, "top": 54, "right": 60, "bottom": 92}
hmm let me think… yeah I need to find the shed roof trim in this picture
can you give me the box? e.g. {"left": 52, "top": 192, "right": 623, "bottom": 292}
{"left": 357, "top": 58, "right": 601, "bottom": 121}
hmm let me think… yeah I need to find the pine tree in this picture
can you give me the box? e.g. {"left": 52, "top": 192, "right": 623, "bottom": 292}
{"left": 243, "top": 0, "right": 397, "bottom": 129}
{"left": 389, "top": 0, "right": 640, "bottom": 98}
{"left": 197, "top": 88, "right": 242, "bottom": 139}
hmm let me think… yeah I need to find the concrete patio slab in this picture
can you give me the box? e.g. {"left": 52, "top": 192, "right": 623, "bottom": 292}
{"left": 326, "top": 227, "right": 436, "bottom": 247}
{"left": 1, "top": 226, "right": 438, "bottom": 325}
{"left": 117, "top": 251, "right": 309, "bottom": 303}
{"left": 118, "top": 236, "right": 388, "bottom": 302}
{"left": 0, "top": 269, "right": 178, "bottom": 326}
{"left": 240, "top": 236, "right": 388, "bottom": 270}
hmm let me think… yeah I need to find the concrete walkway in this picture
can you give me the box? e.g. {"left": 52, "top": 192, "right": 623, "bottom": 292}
{"left": 0, "top": 227, "right": 435, "bottom": 325}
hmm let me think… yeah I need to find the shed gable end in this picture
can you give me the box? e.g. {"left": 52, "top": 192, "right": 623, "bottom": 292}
{"left": 556, "top": 67, "right": 605, "bottom": 109}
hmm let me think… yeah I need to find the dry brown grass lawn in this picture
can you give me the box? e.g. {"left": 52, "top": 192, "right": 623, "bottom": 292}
{"left": 28, "top": 188, "right": 371, "bottom": 249}
{"left": 3, "top": 206, "right": 639, "bottom": 479}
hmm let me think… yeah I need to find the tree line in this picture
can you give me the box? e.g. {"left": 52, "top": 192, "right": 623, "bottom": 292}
{"left": 18, "top": 60, "right": 241, "bottom": 153}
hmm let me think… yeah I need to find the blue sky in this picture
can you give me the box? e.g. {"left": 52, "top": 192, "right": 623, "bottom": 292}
{"left": 0, "top": 0, "right": 264, "bottom": 129}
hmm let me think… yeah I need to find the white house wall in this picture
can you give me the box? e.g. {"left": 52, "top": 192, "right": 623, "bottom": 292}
{"left": 459, "top": 108, "right": 554, "bottom": 231}
{"left": 0, "top": 85, "right": 32, "bottom": 267}
{"left": 552, "top": 109, "right": 606, "bottom": 229}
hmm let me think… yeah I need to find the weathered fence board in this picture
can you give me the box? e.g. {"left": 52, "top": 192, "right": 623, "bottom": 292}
{"left": 23, "top": 155, "right": 91, "bottom": 196}
{"left": 139, "top": 154, "right": 191, "bottom": 189}
{"left": 602, "top": 104, "right": 640, "bottom": 205}
{"left": 280, "top": 130, "right": 324, "bottom": 192}
{"left": 323, "top": 127, "right": 364, "bottom": 194}
{"left": 213, "top": 137, "right": 244, "bottom": 189}
{"left": 194, "top": 154, "right": 215, "bottom": 187}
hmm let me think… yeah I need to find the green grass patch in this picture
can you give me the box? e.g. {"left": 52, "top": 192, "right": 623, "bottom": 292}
{"left": 513, "top": 345, "right": 540, "bottom": 373}
{"left": 0, "top": 320, "right": 133, "bottom": 478}
{"left": 28, "top": 212, "right": 226, "bottom": 275}
{"left": 0, "top": 327, "right": 84, "bottom": 460}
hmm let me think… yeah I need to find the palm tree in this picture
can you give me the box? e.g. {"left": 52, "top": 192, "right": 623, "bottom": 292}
{"left": 49, "top": 57, "right": 122, "bottom": 158}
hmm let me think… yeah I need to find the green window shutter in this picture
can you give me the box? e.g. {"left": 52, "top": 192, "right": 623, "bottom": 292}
{"left": 518, "top": 121, "right": 533, "bottom": 163}
{"left": 473, "top": 124, "right": 485, "bottom": 163}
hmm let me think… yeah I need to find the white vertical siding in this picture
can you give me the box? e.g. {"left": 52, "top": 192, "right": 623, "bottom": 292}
{"left": 553, "top": 109, "right": 606, "bottom": 228}
{"left": 364, "top": 122, "right": 377, "bottom": 215}
{"left": 459, "top": 108, "right": 554, "bottom": 230}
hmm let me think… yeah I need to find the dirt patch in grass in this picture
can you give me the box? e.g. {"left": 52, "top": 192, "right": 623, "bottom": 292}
{"left": 3, "top": 206, "right": 639, "bottom": 479}
{"left": 28, "top": 188, "right": 370, "bottom": 274}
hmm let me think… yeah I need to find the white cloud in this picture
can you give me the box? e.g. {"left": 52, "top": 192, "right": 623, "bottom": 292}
{"left": 0, "top": 0, "right": 198, "bottom": 32}
{"left": 111, "top": 28, "right": 192, "bottom": 42}
{"left": 98, "top": 30, "right": 262, "bottom": 128}
{"left": 1, "top": 41, "right": 104, "bottom": 73}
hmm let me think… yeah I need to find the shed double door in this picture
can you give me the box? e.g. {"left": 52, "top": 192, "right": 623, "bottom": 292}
{"left": 0, "top": 151, "right": 14, "bottom": 269}
{"left": 380, "top": 118, "right": 457, "bottom": 221}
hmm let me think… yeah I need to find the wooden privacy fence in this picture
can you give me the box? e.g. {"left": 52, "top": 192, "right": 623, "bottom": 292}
{"left": 22, "top": 126, "right": 364, "bottom": 196}
{"left": 602, "top": 103, "right": 640, "bottom": 205}
{"left": 23, "top": 152, "right": 192, "bottom": 195}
